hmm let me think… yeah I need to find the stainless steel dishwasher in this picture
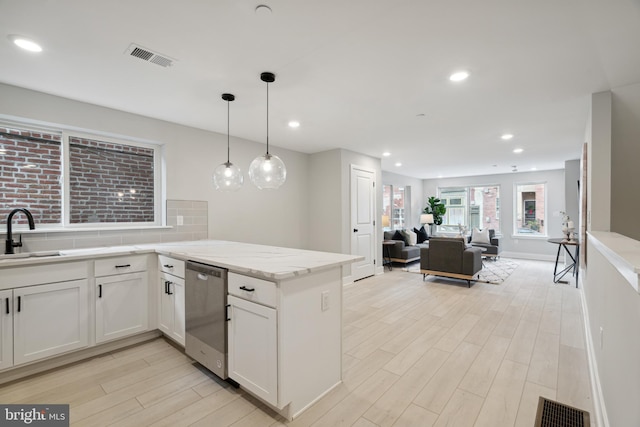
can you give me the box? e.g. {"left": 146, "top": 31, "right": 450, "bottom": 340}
{"left": 185, "top": 261, "right": 228, "bottom": 379}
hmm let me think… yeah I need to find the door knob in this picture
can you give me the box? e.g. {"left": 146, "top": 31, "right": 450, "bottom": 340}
{"left": 353, "top": 228, "right": 359, "bottom": 232}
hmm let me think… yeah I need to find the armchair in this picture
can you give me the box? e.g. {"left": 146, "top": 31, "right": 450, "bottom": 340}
{"left": 420, "top": 237, "right": 482, "bottom": 287}
{"left": 467, "top": 229, "right": 501, "bottom": 259}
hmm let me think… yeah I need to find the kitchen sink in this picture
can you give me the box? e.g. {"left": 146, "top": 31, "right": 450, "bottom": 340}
{"left": 0, "top": 250, "right": 62, "bottom": 261}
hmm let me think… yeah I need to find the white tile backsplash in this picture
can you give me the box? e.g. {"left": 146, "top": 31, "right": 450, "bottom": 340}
{"left": 7, "top": 199, "right": 208, "bottom": 253}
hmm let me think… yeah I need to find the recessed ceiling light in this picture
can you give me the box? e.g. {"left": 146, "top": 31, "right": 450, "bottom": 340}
{"left": 438, "top": 175, "right": 443, "bottom": 178}
{"left": 395, "top": 162, "right": 402, "bottom": 167}
{"left": 513, "top": 148, "right": 523, "bottom": 153}
{"left": 531, "top": 167, "right": 537, "bottom": 171}
{"left": 449, "top": 71, "right": 469, "bottom": 82}
{"left": 9, "top": 35, "right": 42, "bottom": 52}
{"left": 382, "top": 152, "right": 391, "bottom": 157}
{"left": 501, "top": 134, "right": 514, "bottom": 140}
{"left": 288, "top": 121, "right": 300, "bottom": 128}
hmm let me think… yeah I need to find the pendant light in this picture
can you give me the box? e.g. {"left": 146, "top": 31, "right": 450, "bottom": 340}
{"left": 249, "top": 72, "right": 287, "bottom": 189}
{"left": 213, "top": 93, "right": 243, "bottom": 191}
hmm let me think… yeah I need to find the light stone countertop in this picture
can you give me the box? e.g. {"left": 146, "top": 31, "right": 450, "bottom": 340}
{"left": 587, "top": 231, "right": 640, "bottom": 292}
{"left": 0, "top": 240, "right": 363, "bottom": 281}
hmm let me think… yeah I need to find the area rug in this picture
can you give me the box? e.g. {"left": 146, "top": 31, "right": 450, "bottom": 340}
{"left": 405, "top": 258, "right": 518, "bottom": 285}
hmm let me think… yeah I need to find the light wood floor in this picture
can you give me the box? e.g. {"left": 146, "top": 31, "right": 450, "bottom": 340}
{"left": 1, "top": 259, "right": 594, "bottom": 426}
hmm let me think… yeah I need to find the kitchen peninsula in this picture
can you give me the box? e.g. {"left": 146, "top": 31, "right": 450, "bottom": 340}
{"left": 0, "top": 240, "right": 362, "bottom": 420}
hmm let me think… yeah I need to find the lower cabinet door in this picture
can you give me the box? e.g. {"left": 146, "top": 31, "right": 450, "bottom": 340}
{"left": 96, "top": 272, "right": 148, "bottom": 343}
{"left": 0, "top": 290, "right": 13, "bottom": 371}
{"left": 158, "top": 276, "right": 173, "bottom": 336}
{"left": 170, "top": 278, "right": 185, "bottom": 346}
{"left": 158, "top": 274, "right": 185, "bottom": 347}
{"left": 228, "top": 295, "right": 277, "bottom": 406}
{"left": 13, "top": 280, "right": 89, "bottom": 365}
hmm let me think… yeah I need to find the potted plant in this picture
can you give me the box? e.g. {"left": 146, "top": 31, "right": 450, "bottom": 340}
{"left": 424, "top": 196, "right": 446, "bottom": 229}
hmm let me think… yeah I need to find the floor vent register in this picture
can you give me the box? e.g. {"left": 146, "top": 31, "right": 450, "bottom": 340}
{"left": 534, "top": 396, "right": 590, "bottom": 427}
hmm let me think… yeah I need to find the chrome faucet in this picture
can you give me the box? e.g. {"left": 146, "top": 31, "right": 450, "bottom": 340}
{"left": 5, "top": 208, "right": 35, "bottom": 255}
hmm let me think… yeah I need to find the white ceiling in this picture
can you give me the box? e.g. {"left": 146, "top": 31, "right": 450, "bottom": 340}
{"left": 1, "top": 0, "right": 640, "bottom": 179}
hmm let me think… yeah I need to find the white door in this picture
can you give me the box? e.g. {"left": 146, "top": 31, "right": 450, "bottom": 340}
{"left": 351, "top": 165, "right": 376, "bottom": 281}
{"left": 13, "top": 280, "right": 88, "bottom": 365}
{"left": 0, "top": 290, "right": 13, "bottom": 371}
{"left": 96, "top": 272, "right": 148, "bottom": 343}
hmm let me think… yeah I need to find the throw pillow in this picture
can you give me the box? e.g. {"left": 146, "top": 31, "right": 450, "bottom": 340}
{"left": 406, "top": 229, "right": 418, "bottom": 246}
{"left": 413, "top": 226, "right": 429, "bottom": 243}
{"left": 399, "top": 229, "right": 412, "bottom": 246}
{"left": 392, "top": 230, "right": 406, "bottom": 245}
{"left": 471, "top": 228, "right": 490, "bottom": 244}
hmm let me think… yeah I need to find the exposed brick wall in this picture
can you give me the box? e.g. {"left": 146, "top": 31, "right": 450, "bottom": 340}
{"left": 69, "top": 137, "right": 155, "bottom": 223}
{"left": 0, "top": 127, "right": 62, "bottom": 225}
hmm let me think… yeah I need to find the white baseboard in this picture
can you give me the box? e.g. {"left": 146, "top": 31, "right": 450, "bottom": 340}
{"left": 501, "top": 251, "right": 556, "bottom": 262}
{"left": 579, "top": 273, "right": 609, "bottom": 427}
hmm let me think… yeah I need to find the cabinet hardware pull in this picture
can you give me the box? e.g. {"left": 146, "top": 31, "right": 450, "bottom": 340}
{"left": 98, "top": 284, "right": 102, "bottom": 298}
{"left": 164, "top": 281, "right": 168, "bottom": 294}
{"left": 17, "top": 296, "right": 21, "bottom": 312}
{"left": 115, "top": 264, "right": 131, "bottom": 268}
{"left": 163, "top": 264, "right": 174, "bottom": 269}
{"left": 167, "top": 281, "right": 173, "bottom": 295}
{"left": 239, "top": 286, "right": 255, "bottom": 292}
{"left": 225, "top": 304, "right": 231, "bottom": 321}
{"left": 5, "top": 298, "right": 8, "bottom": 315}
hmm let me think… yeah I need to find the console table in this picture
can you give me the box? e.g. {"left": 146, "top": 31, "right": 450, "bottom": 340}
{"left": 547, "top": 238, "right": 580, "bottom": 287}
{"left": 382, "top": 240, "right": 395, "bottom": 271}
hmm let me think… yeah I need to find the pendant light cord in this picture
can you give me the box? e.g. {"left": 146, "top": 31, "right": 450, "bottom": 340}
{"left": 266, "top": 81, "right": 270, "bottom": 155}
{"left": 226, "top": 99, "right": 230, "bottom": 163}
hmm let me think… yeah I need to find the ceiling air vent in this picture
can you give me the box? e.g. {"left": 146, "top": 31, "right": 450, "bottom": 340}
{"left": 125, "top": 43, "right": 175, "bottom": 68}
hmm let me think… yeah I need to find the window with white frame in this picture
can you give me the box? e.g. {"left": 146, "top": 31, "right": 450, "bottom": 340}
{"left": 0, "top": 122, "right": 162, "bottom": 228}
{"left": 514, "top": 182, "right": 546, "bottom": 236}
{"left": 438, "top": 185, "right": 501, "bottom": 233}
{"left": 382, "top": 184, "right": 410, "bottom": 231}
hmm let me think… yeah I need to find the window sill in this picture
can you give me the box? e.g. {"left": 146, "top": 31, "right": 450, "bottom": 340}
{"left": 510, "top": 234, "right": 549, "bottom": 240}
{"left": 0, "top": 225, "right": 173, "bottom": 236}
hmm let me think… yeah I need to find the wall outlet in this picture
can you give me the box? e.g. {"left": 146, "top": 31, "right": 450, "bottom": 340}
{"left": 177, "top": 215, "right": 184, "bottom": 226}
{"left": 321, "top": 291, "right": 329, "bottom": 311}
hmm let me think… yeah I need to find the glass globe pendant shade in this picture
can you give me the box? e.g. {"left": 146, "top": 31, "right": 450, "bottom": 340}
{"left": 249, "top": 153, "right": 286, "bottom": 189}
{"left": 213, "top": 161, "right": 243, "bottom": 191}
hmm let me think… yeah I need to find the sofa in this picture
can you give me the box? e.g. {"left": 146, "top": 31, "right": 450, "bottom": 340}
{"left": 383, "top": 230, "right": 428, "bottom": 264}
{"left": 420, "top": 237, "right": 482, "bottom": 287}
{"left": 467, "top": 228, "right": 501, "bottom": 259}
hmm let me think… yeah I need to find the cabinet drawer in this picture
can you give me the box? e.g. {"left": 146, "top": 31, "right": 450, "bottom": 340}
{"left": 95, "top": 255, "right": 147, "bottom": 277}
{"left": 158, "top": 255, "right": 185, "bottom": 278}
{"left": 228, "top": 273, "right": 277, "bottom": 308}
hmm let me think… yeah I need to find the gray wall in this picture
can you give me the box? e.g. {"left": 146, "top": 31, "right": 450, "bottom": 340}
{"left": 564, "top": 159, "right": 580, "bottom": 230}
{"left": 381, "top": 171, "right": 425, "bottom": 231}
{"left": 611, "top": 82, "right": 640, "bottom": 240}
{"left": 587, "top": 91, "right": 612, "bottom": 232}
{"left": 0, "top": 83, "right": 310, "bottom": 249}
{"left": 423, "top": 169, "right": 567, "bottom": 260}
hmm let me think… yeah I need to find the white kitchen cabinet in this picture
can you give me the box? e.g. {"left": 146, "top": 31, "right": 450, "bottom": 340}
{"left": 13, "top": 279, "right": 89, "bottom": 365}
{"left": 158, "top": 256, "right": 185, "bottom": 346}
{"left": 159, "top": 272, "right": 185, "bottom": 346}
{"left": 0, "top": 290, "right": 13, "bottom": 371}
{"left": 227, "top": 294, "right": 278, "bottom": 406}
{"left": 95, "top": 256, "right": 149, "bottom": 344}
